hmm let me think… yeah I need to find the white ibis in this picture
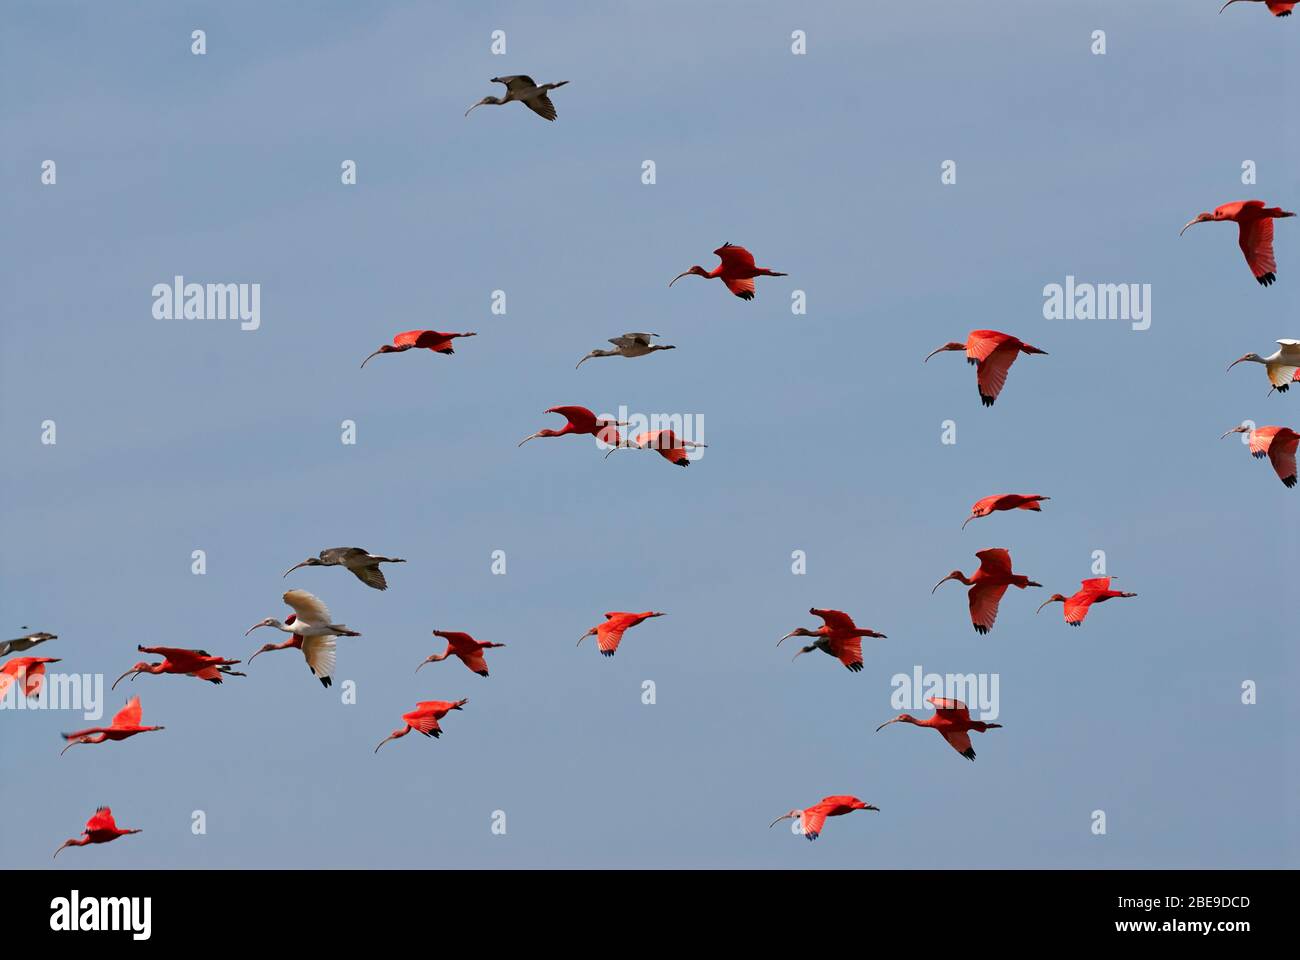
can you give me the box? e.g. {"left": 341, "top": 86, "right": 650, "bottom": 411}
{"left": 576, "top": 333, "right": 676, "bottom": 369}
{"left": 1220, "top": 423, "right": 1299, "bottom": 487}
{"left": 283, "top": 548, "right": 406, "bottom": 591}
{"left": 1227, "top": 340, "right": 1300, "bottom": 394}
{"left": 245, "top": 590, "right": 361, "bottom": 638}
{"left": 0, "top": 630, "right": 56, "bottom": 658}
{"left": 465, "top": 76, "right": 569, "bottom": 121}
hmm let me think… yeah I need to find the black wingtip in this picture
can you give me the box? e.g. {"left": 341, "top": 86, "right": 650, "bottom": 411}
{"left": 962, "top": 748, "right": 977, "bottom": 761}
{"left": 973, "top": 624, "right": 989, "bottom": 635}
{"left": 980, "top": 394, "right": 995, "bottom": 407}
{"left": 1257, "top": 272, "right": 1277, "bottom": 287}
{"left": 1284, "top": 475, "right": 1297, "bottom": 488}
{"left": 601, "top": 650, "right": 615, "bottom": 657}
{"left": 847, "top": 662, "right": 864, "bottom": 673}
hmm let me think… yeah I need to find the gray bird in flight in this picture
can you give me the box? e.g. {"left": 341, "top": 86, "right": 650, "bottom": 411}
{"left": 465, "top": 76, "right": 570, "bottom": 121}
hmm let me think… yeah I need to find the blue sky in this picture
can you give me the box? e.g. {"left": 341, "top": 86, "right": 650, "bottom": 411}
{"left": 2, "top": 0, "right": 1296, "bottom": 868}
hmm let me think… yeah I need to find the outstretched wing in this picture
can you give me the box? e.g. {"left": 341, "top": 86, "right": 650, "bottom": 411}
{"left": 976, "top": 343, "right": 1021, "bottom": 406}
{"left": 495, "top": 75, "right": 537, "bottom": 92}
{"left": 810, "top": 608, "right": 857, "bottom": 631}
{"left": 798, "top": 806, "right": 829, "bottom": 841}
{"left": 974, "top": 549, "right": 1013, "bottom": 578}
{"left": 523, "top": 93, "right": 559, "bottom": 121}
{"left": 1238, "top": 216, "right": 1277, "bottom": 284}
{"left": 928, "top": 697, "right": 972, "bottom": 721}
{"left": 111, "top": 696, "right": 143, "bottom": 728}
{"left": 595, "top": 619, "right": 630, "bottom": 656}
{"left": 968, "top": 582, "right": 1009, "bottom": 634}
{"left": 829, "top": 634, "right": 864, "bottom": 672}
{"left": 282, "top": 590, "right": 333, "bottom": 626}
{"left": 1267, "top": 429, "right": 1299, "bottom": 487}
{"left": 941, "top": 729, "right": 976, "bottom": 760}
{"left": 714, "top": 243, "right": 756, "bottom": 271}
{"left": 349, "top": 563, "right": 389, "bottom": 591}
{"left": 87, "top": 807, "right": 118, "bottom": 832}
{"left": 723, "top": 276, "right": 756, "bottom": 300}
{"left": 302, "top": 636, "right": 337, "bottom": 685}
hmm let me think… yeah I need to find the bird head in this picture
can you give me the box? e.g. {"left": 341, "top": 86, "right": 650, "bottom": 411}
{"left": 668, "top": 266, "right": 708, "bottom": 287}
{"left": 1226, "top": 353, "right": 1265, "bottom": 372}
{"left": 931, "top": 571, "right": 966, "bottom": 593}
{"left": 1179, "top": 211, "right": 1215, "bottom": 235}
{"left": 776, "top": 627, "right": 814, "bottom": 646}
{"left": 768, "top": 810, "right": 802, "bottom": 829}
{"left": 1219, "top": 424, "right": 1251, "bottom": 440}
{"left": 1036, "top": 595, "right": 1069, "bottom": 614}
{"left": 464, "top": 96, "right": 504, "bottom": 117}
{"left": 875, "top": 714, "right": 915, "bottom": 732}
{"left": 244, "top": 618, "right": 285, "bottom": 636}
{"left": 282, "top": 557, "right": 322, "bottom": 577}
{"left": 111, "top": 663, "right": 151, "bottom": 690}
{"left": 924, "top": 342, "right": 966, "bottom": 363}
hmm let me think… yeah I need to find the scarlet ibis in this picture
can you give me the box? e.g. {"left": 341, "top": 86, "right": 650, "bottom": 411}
{"left": 1227, "top": 340, "right": 1300, "bottom": 394}
{"left": 933, "top": 548, "right": 1042, "bottom": 634}
{"left": 605, "top": 429, "right": 706, "bottom": 466}
{"left": 577, "top": 611, "right": 665, "bottom": 657}
{"left": 963, "top": 493, "right": 1050, "bottom": 530}
{"left": 518, "top": 405, "right": 624, "bottom": 447}
{"left": 112, "top": 646, "right": 244, "bottom": 690}
{"left": 669, "top": 243, "right": 787, "bottom": 301}
{"left": 876, "top": 697, "right": 1002, "bottom": 761}
{"left": 53, "top": 807, "right": 141, "bottom": 858}
{"left": 0, "top": 655, "right": 60, "bottom": 700}
{"left": 0, "top": 630, "right": 56, "bottom": 658}
{"left": 247, "top": 617, "right": 335, "bottom": 689}
{"left": 465, "top": 76, "right": 569, "bottom": 121}
{"left": 1220, "top": 0, "right": 1295, "bottom": 16}
{"left": 417, "top": 630, "right": 506, "bottom": 677}
{"left": 777, "top": 608, "right": 887, "bottom": 673}
{"left": 1037, "top": 577, "right": 1137, "bottom": 626}
{"left": 1180, "top": 200, "right": 1295, "bottom": 286}
{"left": 61, "top": 696, "right": 164, "bottom": 755}
{"left": 925, "top": 330, "right": 1047, "bottom": 407}
{"left": 360, "top": 330, "right": 476, "bottom": 369}
{"left": 576, "top": 332, "right": 676, "bottom": 369}
{"left": 283, "top": 547, "right": 406, "bottom": 591}
{"left": 768, "top": 796, "right": 878, "bottom": 841}
{"left": 374, "top": 699, "right": 468, "bottom": 752}
{"left": 1220, "top": 423, "right": 1299, "bottom": 487}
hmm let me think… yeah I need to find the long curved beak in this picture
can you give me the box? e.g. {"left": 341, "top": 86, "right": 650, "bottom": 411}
{"left": 790, "top": 649, "right": 810, "bottom": 662}
{"left": 576, "top": 632, "right": 591, "bottom": 646}
{"left": 961, "top": 514, "right": 977, "bottom": 530}
{"left": 244, "top": 622, "right": 268, "bottom": 637}
{"left": 1035, "top": 599, "right": 1056, "bottom": 615}
{"left": 575, "top": 355, "right": 592, "bottom": 369}
{"left": 768, "top": 814, "right": 793, "bottom": 829}
{"left": 1179, "top": 218, "right": 1202, "bottom": 236}
{"left": 282, "top": 561, "right": 309, "bottom": 578}
{"left": 923, "top": 345, "right": 949, "bottom": 363}
{"left": 415, "top": 658, "right": 432, "bottom": 673}
{"left": 875, "top": 718, "right": 900, "bottom": 733}
{"left": 668, "top": 271, "right": 692, "bottom": 287}
{"left": 776, "top": 631, "right": 797, "bottom": 647}
{"left": 374, "top": 736, "right": 394, "bottom": 754}
{"left": 1219, "top": 0, "right": 1242, "bottom": 11}
{"left": 931, "top": 574, "right": 956, "bottom": 594}
{"left": 247, "top": 647, "right": 266, "bottom": 664}
{"left": 603, "top": 444, "right": 625, "bottom": 459}
{"left": 110, "top": 669, "right": 137, "bottom": 691}
{"left": 60, "top": 739, "right": 81, "bottom": 756}
{"left": 359, "top": 350, "right": 384, "bottom": 370}
{"left": 518, "top": 433, "right": 541, "bottom": 447}
{"left": 1219, "top": 428, "right": 1242, "bottom": 440}
{"left": 465, "top": 99, "right": 489, "bottom": 117}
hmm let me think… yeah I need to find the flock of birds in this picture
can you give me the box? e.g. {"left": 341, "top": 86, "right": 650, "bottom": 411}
{"left": 14, "top": 11, "right": 1300, "bottom": 853}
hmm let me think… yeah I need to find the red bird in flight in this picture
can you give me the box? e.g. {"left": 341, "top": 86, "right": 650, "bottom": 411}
{"left": 933, "top": 548, "right": 1041, "bottom": 634}
{"left": 605, "top": 429, "right": 706, "bottom": 467}
{"left": 925, "top": 330, "right": 1047, "bottom": 406}
{"left": 518, "top": 406, "right": 623, "bottom": 448}
{"left": 577, "top": 611, "right": 665, "bottom": 657}
{"left": 53, "top": 807, "right": 141, "bottom": 858}
{"left": 112, "top": 646, "right": 244, "bottom": 690}
{"left": 876, "top": 697, "right": 1002, "bottom": 761}
{"left": 61, "top": 696, "right": 165, "bottom": 755}
{"left": 1180, "top": 200, "right": 1295, "bottom": 286}
{"left": 776, "top": 608, "right": 887, "bottom": 673}
{"left": 0, "top": 655, "right": 60, "bottom": 700}
{"left": 374, "top": 699, "right": 468, "bottom": 752}
{"left": 669, "top": 243, "right": 787, "bottom": 300}
{"left": 1037, "top": 577, "right": 1137, "bottom": 626}
{"left": 1220, "top": 423, "right": 1299, "bottom": 487}
{"left": 962, "top": 493, "right": 1050, "bottom": 529}
{"left": 417, "top": 630, "right": 506, "bottom": 677}
{"left": 1219, "top": 0, "right": 1295, "bottom": 16}
{"left": 360, "top": 329, "right": 477, "bottom": 368}
{"left": 769, "top": 796, "right": 878, "bottom": 841}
